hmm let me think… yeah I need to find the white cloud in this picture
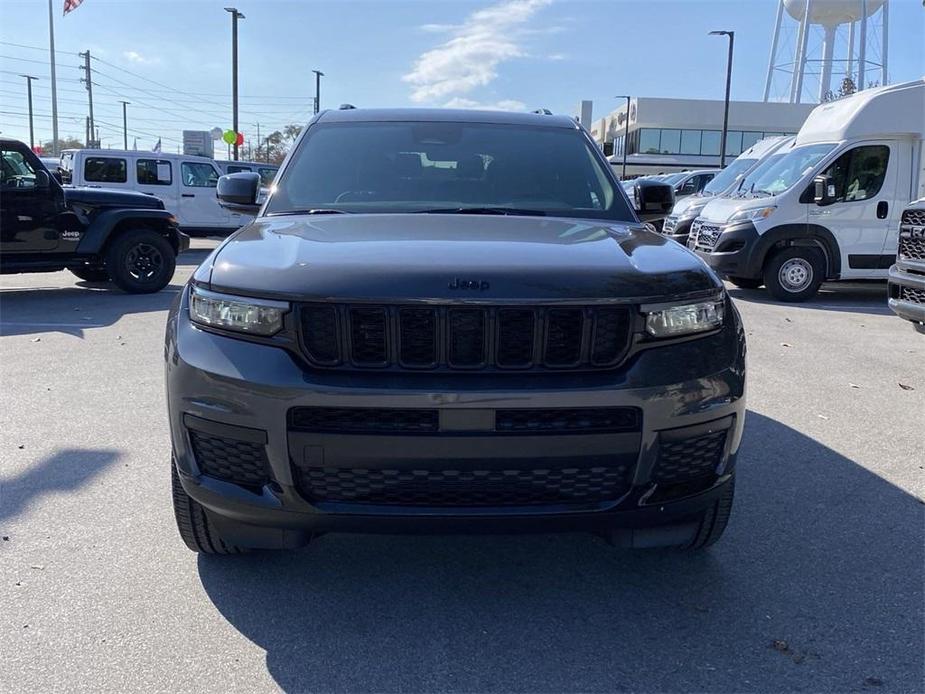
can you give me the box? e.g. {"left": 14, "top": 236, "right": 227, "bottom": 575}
{"left": 403, "top": 0, "right": 552, "bottom": 104}
{"left": 444, "top": 97, "right": 527, "bottom": 111}
{"left": 123, "top": 50, "right": 159, "bottom": 65}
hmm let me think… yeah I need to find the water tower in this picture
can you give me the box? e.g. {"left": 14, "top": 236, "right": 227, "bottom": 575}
{"left": 763, "top": 0, "right": 889, "bottom": 103}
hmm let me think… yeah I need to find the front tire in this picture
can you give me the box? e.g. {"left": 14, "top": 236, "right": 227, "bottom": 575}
{"left": 69, "top": 266, "right": 110, "bottom": 283}
{"left": 106, "top": 229, "right": 176, "bottom": 293}
{"left": 171, "top": 461, "right": 247, "bottom": 554}
{"left": 684, "top": 477, "right": 735, "bottom": 550}
{"left": 763, "top": 247, "right": 824, "bottom": 302}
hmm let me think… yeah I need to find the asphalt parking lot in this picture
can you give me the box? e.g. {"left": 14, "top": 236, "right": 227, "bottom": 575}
{"left": 1, "top": 239, "right": 923, "bottom": 693}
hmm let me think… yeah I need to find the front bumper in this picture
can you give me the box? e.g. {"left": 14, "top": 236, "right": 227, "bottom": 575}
{"left": 689, "top": 221, "right": 761, "bottom": 279}
{"left": 661, "top": 215, "right": 696, "bottom": 245}
{"left": 166, "top": 287, "right": 747, "bottom": 545}
{"left": 888, "top": 264, "right": 925, "bottom": 326}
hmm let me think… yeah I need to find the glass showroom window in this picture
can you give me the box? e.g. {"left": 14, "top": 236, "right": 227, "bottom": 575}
{"left": 680, "top": 130, "right": 701, "bottom": 155}
{"left": 660, "top": 129, "right": 681, "bottom": 154}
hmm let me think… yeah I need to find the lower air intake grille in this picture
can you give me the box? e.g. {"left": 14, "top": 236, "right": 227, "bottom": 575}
{"left": 289, "top": 407, "right": 439, "bottom": 434}
{"left": 189, "top": 430, "right": 268, "bottom": 488}
{"left": 295, "top": 465, "right": 632, "bottom": 506}
{"left": 899, "top": 285, "right": 925, "bottom": 305}
{"left": 495, "top": 407, "right": 640, "bottom": 433}
{"left": 652, "top": 430, "right": 727, "bottom": 485}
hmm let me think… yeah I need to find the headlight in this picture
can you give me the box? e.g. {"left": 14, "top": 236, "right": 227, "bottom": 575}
{"left": 644, "top": 299, "right": 725, "bottom": 338}
{"left": 727, "top": 206, "right": 776, "bottom": 224}
{"left": 189, "top": 285, "right": 288, "bottom": 336}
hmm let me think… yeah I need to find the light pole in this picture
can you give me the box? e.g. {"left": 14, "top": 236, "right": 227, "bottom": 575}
{"left": 20, "top": 74, "right": 38, "bottom": 149}
{"left": 225, "top": 7, "right": 245, "bottom": 160}
{"left": 312, "top": 69, "right": 324, "bottom": 114}
{"left": 613, "top": 95, "right": 631, "bottom": 180}
{"left": 119, "top": 100, "right": 130, "bottom": 150}
{"left": 709, "top": 30, "right": 734, "bottom": 167}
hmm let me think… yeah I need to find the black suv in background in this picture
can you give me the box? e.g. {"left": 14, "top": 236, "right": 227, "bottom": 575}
{"left": 0, "top": 139, "right": 186, "bottom": 293}
{"left": 166, "top": 108, "right": 746, "bottom": 554}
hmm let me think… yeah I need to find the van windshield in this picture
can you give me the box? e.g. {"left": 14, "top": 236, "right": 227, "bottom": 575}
{"left": 702, "top": 156, "right": 758, "bottom": 195}
{"left": 266, "top": 121, "right": 633, "bottom": 220}
{"left": 735, "top": 152, "right": 789, "bottom": 196}
{"left": 746, "top": 143, "right": 836, "bottom": 197}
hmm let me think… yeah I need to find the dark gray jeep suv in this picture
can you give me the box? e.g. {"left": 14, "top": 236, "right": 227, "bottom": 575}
{"left": 166, "top": 108, "right": 746, "bottom": 553}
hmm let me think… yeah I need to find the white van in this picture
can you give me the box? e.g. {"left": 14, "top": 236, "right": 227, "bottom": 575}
{"left": 690, "top": 80, "right": 925, "bottom": 301}
{"left": 59, "top": 149, "right": 252, "bottom": 237}
{"left": 663, "top": 136, "right": 794, "bottom": 244}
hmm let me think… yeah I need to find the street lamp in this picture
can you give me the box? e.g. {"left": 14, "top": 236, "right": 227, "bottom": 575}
{"left": 709, "top": 30, "right": 735, "bottom": 167}
{"left": 613, "top": 95, "right": 631, "bottom": 180}
{"left": 19, "top": 74, "right": 38, "bottom": 150}
{"left": 119, "top": 100, "right": 130, "bottom": 150}
{"left": 312, "top": 69, "right": 324, "bottom": 114}
{"left": 225, "top": 7, "right": 245, "bottom": 160}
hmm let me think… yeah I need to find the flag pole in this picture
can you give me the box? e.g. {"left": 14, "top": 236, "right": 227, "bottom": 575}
{"left": 48, "top": 0, "right": 59, "bottom": 155}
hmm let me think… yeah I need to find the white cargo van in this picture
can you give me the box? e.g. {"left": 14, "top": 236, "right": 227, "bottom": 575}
{"left": 690, "top": 79, "right": 925, "bottom": 301}
{"left": 59, "top": 149, "right": 252, "bottom": 237}
{"left": 663, "top": 136, "right": 794, "bottom": 244}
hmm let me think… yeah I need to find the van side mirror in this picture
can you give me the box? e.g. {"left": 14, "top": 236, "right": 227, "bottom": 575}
{"left": 34, "top": 169, "right": 50, "bottom": 189}
{"left": 813, "top": 174, "right": 836, "bottom": 206}
{"left": 217, "top": 172, "right": 261, "bottom": 212}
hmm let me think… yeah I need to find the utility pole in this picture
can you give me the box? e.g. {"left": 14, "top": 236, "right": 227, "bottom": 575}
{"left": 20, "top": 74, "right": 38, "bottom": 149}
{"left": 119, "top": 100, "right": 130, "bottom": 150}
{"left": 225, "top": 7, "right": 245, "bottom": 160}
{"left": 47, "top": 0, "right": 59, "bottom": 155}
{"left": 85, "top": 117, "right": 89, "bottom": 148}
{"left": 79, "top": 50, "right": 95, "bottom": 147}
{"left": 256, "top": 122, "right": 260, "bottom": 162}
{"left": 313, "top": 69, "right": 324, "bottom": 114}
{"left": 710, "top": 30, "right": 735, "bottom": 167}
{"left": 613, "top": 95, "right": 631, "bottom": 180}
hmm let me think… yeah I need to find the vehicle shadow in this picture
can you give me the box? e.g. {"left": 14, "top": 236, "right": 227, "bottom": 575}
{"left": 0, "top": 449, "right": 120, "bottom": 525}
{"left": 197, "top": 412, "right": 923, "bottom": 693}
{"left": 0, "top": 283, "right": 182, "bottom": 338}
{"left": 726, "top": 281, "right": 892, "bottom": 316}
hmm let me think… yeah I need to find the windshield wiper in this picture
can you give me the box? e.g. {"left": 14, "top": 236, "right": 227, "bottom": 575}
{"left": 751, "top": 189, "right": 775, "bottom": 197}
{"left": 414, "top": 206, "right": 546, "bottom": 217}
{"left": 269, "top": 208, "right": 351, "bottom": 216}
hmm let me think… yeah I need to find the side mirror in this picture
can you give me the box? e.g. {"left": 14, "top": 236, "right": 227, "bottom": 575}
{"left": 631, "top": 180, "right": 675, "bottom": 221}
{"left": 52, "top": 170, "right": 63, "bottom": 184}
{"left": 34, "top": 170, "right": 50, "bottom": 189}
{"left": 813, "top": 174, "right": 836, "bottom": 206}
{"left": 216, "top": 172, "right": 261, "bottom": 212}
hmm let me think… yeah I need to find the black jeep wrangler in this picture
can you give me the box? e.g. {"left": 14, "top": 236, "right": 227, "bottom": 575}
{"left": 1, "top": 139, "right": 187, "bottom": 293}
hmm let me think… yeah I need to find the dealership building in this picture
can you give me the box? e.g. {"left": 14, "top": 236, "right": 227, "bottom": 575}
{"left": 582, "top": 97, "right": 815, "bottom": 177}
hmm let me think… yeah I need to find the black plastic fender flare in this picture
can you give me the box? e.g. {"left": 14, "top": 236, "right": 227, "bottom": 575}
{"left": 75, "top": 208, "right": 182, "bottom": 255}
{"left": 746, "top": 223, "right": 841, "bottom": 280}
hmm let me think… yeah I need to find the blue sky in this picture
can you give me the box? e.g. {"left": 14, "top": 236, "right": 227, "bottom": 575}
{"left": 0, "top": 0, "right": 921, "bottom": 150}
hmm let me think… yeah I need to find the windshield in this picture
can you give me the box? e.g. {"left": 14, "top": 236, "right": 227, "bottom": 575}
{"left": 746, "top": 143, "right": 836, "bottom": 196}
{"left": 735, "top": 151, "right": 789, "bottom": 196}
{"left": 662, "top": 173, "right": 686, "bottom": 185}
{"left": 267, "top": 121, "right": 632, "bottom": 220}
{"left": 702, "top": 156, "right": 758, "bottom": 195}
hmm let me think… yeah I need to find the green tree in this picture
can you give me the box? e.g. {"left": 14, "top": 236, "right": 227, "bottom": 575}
{"left": 40, "top": 137, "right": 84, "bottom": 152}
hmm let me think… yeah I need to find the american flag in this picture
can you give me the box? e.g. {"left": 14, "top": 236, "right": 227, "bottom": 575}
{"left": 63, "top": 0, "right": 83, "bottom": 16}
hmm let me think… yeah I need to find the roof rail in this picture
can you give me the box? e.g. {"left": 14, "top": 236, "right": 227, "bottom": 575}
{"left": 532, "top": 108, "right": 553, "bottom": 115}
{"left": 338, "top": 103, "right": 357, "bottom": 110}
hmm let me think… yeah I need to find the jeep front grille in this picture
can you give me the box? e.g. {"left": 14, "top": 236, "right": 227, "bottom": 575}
{"left": 297, "top": 303, "right": 634, "bottom": 371}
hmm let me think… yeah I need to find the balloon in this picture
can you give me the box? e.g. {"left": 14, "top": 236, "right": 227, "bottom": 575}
{"left": 222, "top": 129, "right": 236, "bottom": 145}
{"left": 210, "top": 127, "right": 224, "bottom": 141}
{"left": 235, "top": 132, "right": 244, "bottom": 147}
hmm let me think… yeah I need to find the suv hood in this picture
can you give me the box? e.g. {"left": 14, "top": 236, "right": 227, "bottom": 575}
{"left": 64, "top": 186, "right": 164, "bottom": 210}
{"left": 205, "top": 214, "right": 721, "bottom": 302}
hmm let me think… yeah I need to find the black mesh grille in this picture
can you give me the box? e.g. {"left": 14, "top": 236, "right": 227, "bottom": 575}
{"left": 296, "top": 303, "right": 632, "bottom": 372}
{"left": 495, "top": 408, "right": 640, "bottom": 433}
{"left": 497, "top": 309, "right": 535, "bottom": 367}
{"left": 652, "top": 430, "right": 727, "bottom": 485}
{"left": 300, "top": 306, "right": 339, "bottom": 364}
{"left": 448, "top": 309, "right": 486, "bottom": 366}
{"left": 295, "top": 465, "right": 632, "bottom": 506}
{"left": 901, "top": 208, "right": 925, "bottom": 227}
{"left": 399, "top": 308, "right": 437, "bottom": 366}
{"left": 899, "top": 285, "right": 925, "bottom": 305}
{"left": 544, "top": 309, "right": 584, "bottom": 366}
{"left": 288, "top": 407, "right": 439, "bottom": 433}
{"left": 350, "top": 308, "right": 388, "bottom": 365}
{"left": 899, "top": 236, "right": 925, "bottom": 262}
{"left": 189, "top": 430, "right": 268, "bottom": 488}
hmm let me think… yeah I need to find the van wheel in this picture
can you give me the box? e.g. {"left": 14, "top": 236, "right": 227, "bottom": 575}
{"left": 106, "top": 229, "right": 176, "bottom": 293}
{"left": 69, "top": 266, "right": 110, "bottom": 283}
{"left": 763, "top": 247, "right": 824, "bottom": 302}
{"left": 726, "top": 276, "right": 762, "bottom": 290}
{"left": 171, "top": 461, "right": 247, "bottom": 555}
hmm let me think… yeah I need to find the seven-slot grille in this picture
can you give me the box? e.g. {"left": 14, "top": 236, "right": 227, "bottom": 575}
{"left": 297, "top": 304, "right": 633, "bottom": 371}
